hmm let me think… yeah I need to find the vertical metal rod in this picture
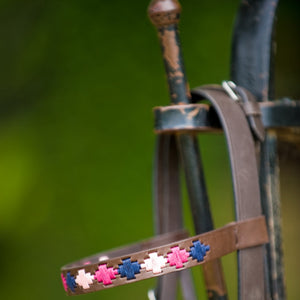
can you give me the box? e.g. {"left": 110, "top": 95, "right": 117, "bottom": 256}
{"left": 260, "top": 131, "right": 286, "bottom": 300}
{"left": 231, "top": 1, "right": 286, "bottom": 299}
{"left": 148, "top": 1, "right": 227, "bottom": 299}
{"left": 231, "top": 0, "right": 279, "bottom": 100}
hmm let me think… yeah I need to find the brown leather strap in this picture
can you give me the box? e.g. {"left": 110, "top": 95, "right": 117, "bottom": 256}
{"left": 61, "top": 217, "right": 268, "bottom": 296}
{"left": 153, "top": 134, "right": 181, "bottom": 300}
{"left": 153, "top": 134, "right": 183, "bottom": 234}
{"left": 191, "top": 85, "right": 266, "bottom": 299}
{"left": 61, "top": 85, "right": 268, "bottom": 298}
{"left": 153, "top": 134, "right": 196, "bottom": 299}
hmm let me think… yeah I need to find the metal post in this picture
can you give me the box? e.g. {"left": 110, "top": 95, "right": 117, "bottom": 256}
{"left": 148, "top": 1, "right": 227, "bottom": 299}
{"left": 231, "top": 1, "right": 286, "bottom": 299}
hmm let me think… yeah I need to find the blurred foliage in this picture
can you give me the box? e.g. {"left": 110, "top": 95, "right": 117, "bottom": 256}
{"left": 0, "top": 0, "right": 299, "bottom": 299}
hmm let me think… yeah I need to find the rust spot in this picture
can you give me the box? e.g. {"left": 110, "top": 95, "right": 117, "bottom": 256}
{"left": 159, "top": 29, "right": 181, "bottom": 71}
{"left": 169, "top": 70, "right": 183, "bottom": 78}
{"left": 155, "top": 104, "right": 195, "bottom": 112}
{"left": 261, "top": 85, "right": 269, "bottom": 101}
{"left": 187, "top": 107, "right": 200, "bottom": 120}
{"left": 186, "top": 82, "right": 191, "bottom": 98}
{"left": 178, "top": 106, "right": 186, "bottom": 114}
{"left": 171, "top": 93, "right": 177, "bottom": 99}
{"left": 259, "top": 72, "right": 268, "bottom": 79}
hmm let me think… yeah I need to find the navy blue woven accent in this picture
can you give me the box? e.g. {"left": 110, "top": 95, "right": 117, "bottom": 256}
{"left": 66, "top": 272, "right": 77, "bottom": 292}
{"left": 189, "top": 240, "right": 210, "bottom": 262}
{"left": 118, "top": 258, "right": 141, "bottom": 280}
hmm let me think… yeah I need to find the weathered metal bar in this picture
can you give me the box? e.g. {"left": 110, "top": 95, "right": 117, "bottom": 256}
{"left": 231, "top": 0, "right": 286, "bottom": 299}
{"left": 153, "top": 100, "right": 300, "bottom": 132}
{"left": 148, "top": 1, "right": 227, "bottom": 299}
{"left": 260, "top": 132, "right": 286, "bottom": 300}
{"left": 231, "top": 0, "right": 279, "bottom": 101}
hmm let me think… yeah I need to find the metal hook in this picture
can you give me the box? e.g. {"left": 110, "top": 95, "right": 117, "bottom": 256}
{"left": 222, "top": 80, "right": 240, "bottom": 101}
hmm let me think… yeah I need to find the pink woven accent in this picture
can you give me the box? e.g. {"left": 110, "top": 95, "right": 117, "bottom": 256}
{"left": 94, "top": 264, "right": 118, "bottom": 285}
{"left": 167, "top": 246, "right": 189, "bottom": 268}
{"left": 61, "top": 273, "right": 68, "bottom": 292}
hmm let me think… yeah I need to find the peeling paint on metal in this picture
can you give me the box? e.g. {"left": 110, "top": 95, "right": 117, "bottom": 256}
{"left": 159, "top": 29, "right": 181, "bottom": 72}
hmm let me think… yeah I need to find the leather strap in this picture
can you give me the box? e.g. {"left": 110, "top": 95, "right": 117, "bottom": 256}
{"left": 153, "top": 134, "right": 183, "bottom": 234}
{"left": 191, "top": 85, "right": 266, "bottom": 299}
{"left": 153, "top": 134, "right": 196, "bottom": 299}
{"left": 61, "top": 217, "right": 268, "bottom": 296}
{"left": 61, "top": 85, "right": 268, "bottom": 299}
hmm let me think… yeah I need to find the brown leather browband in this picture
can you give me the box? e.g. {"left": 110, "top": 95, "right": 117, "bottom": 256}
{"left": 61, "top": 216, "right": 268, "bottom": 296}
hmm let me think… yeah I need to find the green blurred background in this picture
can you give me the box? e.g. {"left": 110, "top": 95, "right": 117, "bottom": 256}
{"left": 0, "top": 0, "right": 299, "bottom": 299}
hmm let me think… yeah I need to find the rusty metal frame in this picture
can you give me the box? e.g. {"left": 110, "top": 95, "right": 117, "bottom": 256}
{"left": 231, "top": 1, "right": 286, "bottom": 299}
{"left": 149, "top": 0, "right": 299, "bottom": 299}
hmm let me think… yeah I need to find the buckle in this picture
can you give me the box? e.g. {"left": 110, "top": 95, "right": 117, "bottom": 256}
{"left": 222, "top": 81, "right": 265, "bottom": 142}
{"left": 222, "top": 80, "right": 240, "bottom": 101}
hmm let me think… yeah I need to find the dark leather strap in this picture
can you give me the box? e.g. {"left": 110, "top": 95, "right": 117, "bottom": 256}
{"left": 61, "top": 217, "right": 268, "bottom": 296}
{"left": 153, "top": 134, "right": 183, "bottom": 234}
{"left": 153, "top": 134, "right": 196, "bottom": 299}
{"left": 191, "top": 85, "right": 266, "bottom": 299}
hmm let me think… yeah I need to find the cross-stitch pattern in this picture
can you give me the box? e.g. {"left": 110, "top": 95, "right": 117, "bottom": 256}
{"left": 141, "top": 252, "right": 167, "bottom": 274}
{"left": 94, "top": 264, "right": 119, "bottom": 285}
{"left": 167, "top": 246, "right": 190, "bottom": 268}
{"left": 62, "top": 238, "right": 211, "bottom": 293}
{"left": 118, "top": 258, "right": 141, "bottom": 280}
{"left": 66, "top": 272, "right": 77, "bottom": 293}
{"left": 61, "top": 273, "right": 68, "bottom": 292}
{"left": 189, "top": 240, "right": 210, "bottom": 262}
{"left": 75, "top": 269, "right": 94, "bottom": 289}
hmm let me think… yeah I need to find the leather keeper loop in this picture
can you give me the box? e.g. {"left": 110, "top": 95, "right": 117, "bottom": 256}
{"left": 243, "top": 101, "right": 262, "bottom": 116}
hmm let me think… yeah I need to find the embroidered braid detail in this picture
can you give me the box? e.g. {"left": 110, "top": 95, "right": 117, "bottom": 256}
{"left": 62, "top": 241, "right": 210, "bottom": 293}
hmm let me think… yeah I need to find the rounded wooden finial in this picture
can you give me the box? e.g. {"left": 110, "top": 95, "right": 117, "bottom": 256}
{"left": 148, "top": 0, "right": 182, "bottom": 27}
